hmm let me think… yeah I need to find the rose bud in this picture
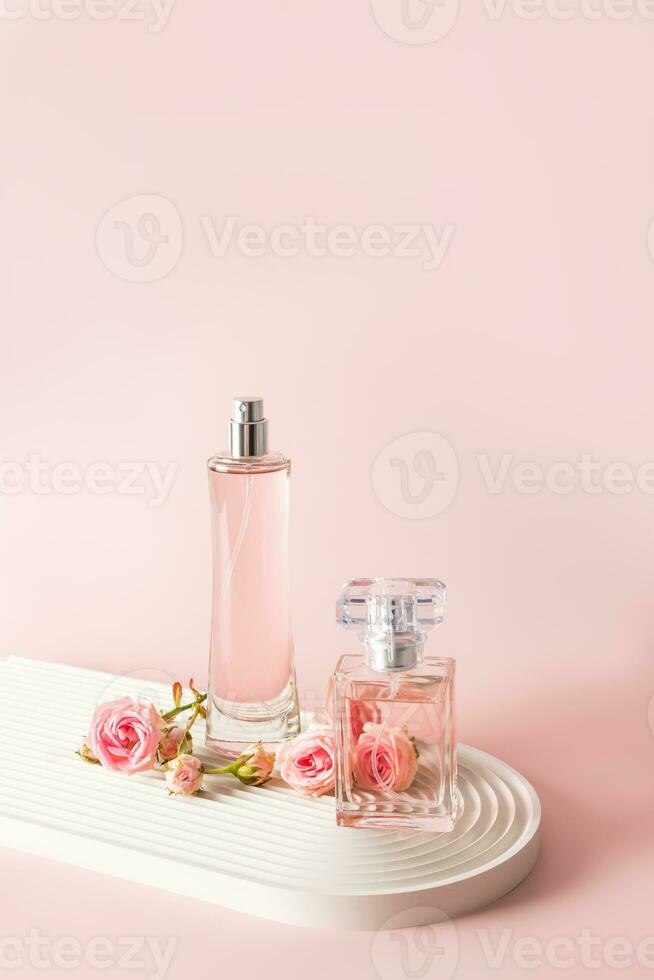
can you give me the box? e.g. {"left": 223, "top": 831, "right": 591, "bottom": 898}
{"left": 206, "top": 741, "right": 275, "bottom": 786}
{"left": 76, "top": 743, "right": 100, "bottom": 765}
{"left": 234, "top": 742, "right": 275, "bottom": 786}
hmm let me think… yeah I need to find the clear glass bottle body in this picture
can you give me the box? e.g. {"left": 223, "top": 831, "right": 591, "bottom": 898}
{"left": 206, "top": 452, "right": 300, "bottom": 757}
{"left": 333, "top": 654, "right": 458, "bottom": 831}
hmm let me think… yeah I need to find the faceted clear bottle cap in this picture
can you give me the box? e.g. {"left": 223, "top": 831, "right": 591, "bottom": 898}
{"left": 336, "top": 578, "right": 447, "bottom": 671}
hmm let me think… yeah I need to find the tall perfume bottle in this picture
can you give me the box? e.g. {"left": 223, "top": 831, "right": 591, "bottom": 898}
{"left": 333, "top": 578, "right": 459, "bottom": 831}
{"left": 206, "top": 397, "right": 300, "bottom": 757}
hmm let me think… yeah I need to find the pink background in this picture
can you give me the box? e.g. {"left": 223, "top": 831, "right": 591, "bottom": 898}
{"left": 1, "top": 1, "right": 653, "bottom": 977}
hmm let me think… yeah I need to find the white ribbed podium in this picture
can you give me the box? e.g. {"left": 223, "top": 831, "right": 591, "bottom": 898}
{"left": 0, "top": 657, "right": 540, "bottom": 929}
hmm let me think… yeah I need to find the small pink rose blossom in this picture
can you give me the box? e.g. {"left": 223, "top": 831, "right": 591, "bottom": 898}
{"left": 277, "top": 730, "right": 335, "bottom": 797}
{"left": 158, "top": 726, "right": 191, "bottom": 763}
{"left": 165, "top": 754, "right": 203, "bottom": 796}
{"left": 352, "top": 723, "right": 418, "bottom": 793}
{"left": 235, "top": 742, "right": 275, "bottom": 785}
{"left": 89, "top": 697, "right": 164, "bottom": 775}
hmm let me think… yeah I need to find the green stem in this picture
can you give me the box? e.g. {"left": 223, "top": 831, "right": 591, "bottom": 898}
{"left": 203, "top": 763, "right": 239, "bottom": 775}
{"left": 178, "top": 704, "right": 201, "bottom": 755}
{"left": 162, "top": 692, "right": 207, "bottom": 722}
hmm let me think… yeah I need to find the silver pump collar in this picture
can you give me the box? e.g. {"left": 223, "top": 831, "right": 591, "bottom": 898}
{"left": 229, "top": 396, "right": 268, "bottom": 458}
{"left": 364, "top": 631, "right": 425, "bottom": 672}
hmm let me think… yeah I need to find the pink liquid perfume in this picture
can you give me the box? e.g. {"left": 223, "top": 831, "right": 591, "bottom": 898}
{"left": 333, "top": 578, "right": 460, "bottom": 831}
{"left": 206, "top": 397, "right": 300, "bottom": 757}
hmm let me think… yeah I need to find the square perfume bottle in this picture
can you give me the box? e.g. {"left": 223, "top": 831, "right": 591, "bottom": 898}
{"left": 333, "top": 578, "right": 459, "bottom": 831}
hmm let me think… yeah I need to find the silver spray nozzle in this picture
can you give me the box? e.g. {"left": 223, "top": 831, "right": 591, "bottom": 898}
{"left": 229, "top": 396, "right": 269, "bottom": 458}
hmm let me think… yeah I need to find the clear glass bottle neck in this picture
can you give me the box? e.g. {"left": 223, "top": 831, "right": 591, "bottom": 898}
{"left": 208, "top": 452, "right": 290, "bottom": 474}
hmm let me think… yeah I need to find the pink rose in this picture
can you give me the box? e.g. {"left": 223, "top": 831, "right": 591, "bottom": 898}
{"left": 323, "top": 677, "right": 382, "bottom": 741}
{"left": 158, "top": 726, "right": 191, "bottom": 763}
{"left": 89, "top": 697, "right": 164, "bottom": 775}
{"left": 348, "top": 698, "right": 382, "bottom": 742}
{"left": 352, "top": 723, "right": 418, "bottom": 792}
{"left": 165, "top": 754, "right": 203, "bottom": 796}
{"left": 277, "top": 730, "right": 335, "bottom": 797}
